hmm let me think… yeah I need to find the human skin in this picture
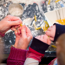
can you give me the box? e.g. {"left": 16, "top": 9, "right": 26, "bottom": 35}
{"left": 14, "top": 25, "right": 33, "bottom": 50}
{"left": 35, "top": 34, "right": 51, "bottom": 45}
{"left": 0, "top": 15, "right": 22, "bottom": 33}
{"left": 46, "top": 25, "right": 56, "bottom": 41}
{"left": 56, "top": 34, "right": 65, "bottom": 65}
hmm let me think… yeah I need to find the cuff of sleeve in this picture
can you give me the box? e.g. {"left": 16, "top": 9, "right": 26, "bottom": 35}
{"left": 0, "top": 32, "right": 5, "bottom": 37}
{"left": 8, "top": 47, "right": 27, "bottom": 61}
{"left": 53, "top": 23, "right": 65, "bottom": 42}
{"left": 30, "top": 37, "right": 49, "bottom": 56}
{"left": 26, "top": 51, "right": 43, "bottom": 62}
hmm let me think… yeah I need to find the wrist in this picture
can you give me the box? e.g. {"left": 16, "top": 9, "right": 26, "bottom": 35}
{"left": 21, "top": 47, "right": 27, "bottom": 50}
{"left": 0, "top": 21, "right": 3, "bottom": 32}
{"left": 21, "top": 45, "right": 28, "bottom": 50}
{"left": 27, "top": 52, "right": 43, "bottom": 62}
{"left": 14, "top": 44, "right": 27, "bottom": 50}
{"left": 8, "top": 46, "right": 27, "bottom": 61}
{"left": 29, "top": 37, "right": 49, "bottom": 56}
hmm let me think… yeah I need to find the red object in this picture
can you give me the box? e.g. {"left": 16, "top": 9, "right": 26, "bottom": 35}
{"left": 0, "top": 32, "right": 5, "bottom": 37}
{"left": 7, "top": 47, "right": 27, "bottom": 65}
{"left": 48, "top": 58, "right": 57, "bottom": 65}
{"left": 26, "top": 47, "right": 44, "bottom": 62}
{"left": 26, "top": 51, "right": 43, "bottom": 62}
{"left": 29, "top": 47, "right": 44, "bottom": 56}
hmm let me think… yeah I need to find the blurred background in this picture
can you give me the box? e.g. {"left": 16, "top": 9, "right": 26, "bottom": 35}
{"left": 0, "top": 0, "right": 65, "bottom": 65}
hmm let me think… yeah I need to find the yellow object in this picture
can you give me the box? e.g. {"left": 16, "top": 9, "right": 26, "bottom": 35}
{"left": 33, "top": 15, "right": 41, "bottom": 30}
{"left": 34, "top": 15, "right": 37, "bottom": 22}
{"left": 48, "top": 0, "right": 51, "bottom": 5}
{"left": 35, "top": 27, "right": 42, "bottom": 30}
{"left": 51, "top": 45, "right": 56, "bottom": 48}
{"left": 42, "top": 21, "right": 56, "bottom": 48}
{"left": 55, "top": 0, "right": 60, "bottom": 3}
{"left": 43, "top": 21, "right": 49, "bottom": 32}
{"left": 20, "top": 24, "right": 22, "bottom": 26}
{"left": 56, "top": 19, "right": 65, "bottom": 25}
{"left": 33, "top": 23, "right": 41, "bottom": 30}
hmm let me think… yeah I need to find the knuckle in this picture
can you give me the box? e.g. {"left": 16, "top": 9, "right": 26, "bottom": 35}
{"left": 23, "top": 37, "right": 27, "bottom": 41}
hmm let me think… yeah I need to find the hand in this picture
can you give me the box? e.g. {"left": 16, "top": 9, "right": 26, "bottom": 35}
{"left": 35, "top": 34, "right": 51, "bottom": 45}
{"left": 46, "top": 25, "right": 56, "bottom": 41}
{"left": 0, "top": 15, "right": 22, "bottom": 33}
{"left": 14, "top": 25, "right": 33, "bottom": 50}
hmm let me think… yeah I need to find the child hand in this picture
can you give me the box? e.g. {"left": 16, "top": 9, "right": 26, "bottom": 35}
{"left": 14, "top": 25, "right": 33, "bottom": 50}
{"left": 46, "top": 25, "right": 56, "bottom": 41}
{"left": 35, "top": 34, "right": 51, "bottom": 45}
{"left": 27, "top": 34, "right": 51, "bottom": 58}
{"left": 0, "top": 15, "right": 22, "bottom": 33}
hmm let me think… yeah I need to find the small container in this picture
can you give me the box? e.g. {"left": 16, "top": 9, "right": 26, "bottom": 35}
{"left": 44, "top": 7, "right": 65, "bottom": 26}
{"left": 8, "top": 3, "right": 23, "bottom": 17}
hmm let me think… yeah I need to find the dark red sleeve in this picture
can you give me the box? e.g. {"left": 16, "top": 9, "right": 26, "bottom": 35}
{"left": 7, "top": 47, "right": 27, "bottom": 65}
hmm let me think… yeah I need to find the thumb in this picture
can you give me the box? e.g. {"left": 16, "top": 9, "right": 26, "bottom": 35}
{"left": 10, "top": 20, "right": 22, "bottom": 26}
{"left": 21, "top": 25, "right": 27, "bottom": 38}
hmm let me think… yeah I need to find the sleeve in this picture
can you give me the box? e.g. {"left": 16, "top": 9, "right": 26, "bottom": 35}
{"left": 7, "top": 47, "right": 27, "bottom": 65}
{"left": 24, "top": 37, "right": 49, "bottom": 65}
{"left": 0, "top": 32, "right": 5, "bottom": 37}
{"left": 29, "top": 37, "right": 49, "bottom": 56}
{"left": 24, "top": 58, "right": 39, "bottom": 65}
{"left": 53, "top": 23, "right": 65, "bottom": 42}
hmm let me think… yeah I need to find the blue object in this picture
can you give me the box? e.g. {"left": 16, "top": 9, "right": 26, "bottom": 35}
{"left": 58, "top": 1, "right": 64, "bottom": 7}
{"left": 55, "top": 63, "right": 58, "bottom": 65}
{"left": 53, "top": 23, "right": 65, "bottom": 42}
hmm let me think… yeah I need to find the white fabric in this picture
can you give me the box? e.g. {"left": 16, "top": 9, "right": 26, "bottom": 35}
{"left": 24, "top": 58, "right": 39, "bottom": 65}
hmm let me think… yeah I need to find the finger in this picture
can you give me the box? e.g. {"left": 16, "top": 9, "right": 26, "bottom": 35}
{"left": 17, "top": 28, "right": 21, "bottom": 35}
{"left": 21, "top": 25, "right": 27, "bottom": 38}
{"left": 47, "top": 38, "right": 51, "bottom": 45}
{"left": 11, "top": 25, "right": 20, "bottom": 31}
{"left": 14, "top": 37, "right": 19, "bottom": 48}
{"left": 10, "top": 20, "right": 22, "bottom": 26}
{"left": 26, "top": 26, "right": 32, "bottom": 39}
{"left": 14, "top": 28, "right": 20, "bottom": 48}
{"left": 26, "top": 26, "right": 32, "bottom": 35}
{"left": 26, "top": 26, "right": 31, "bottom": 33}
{"left": 14, "top": 30, "right": 18, "bottom": 36}
{"left": 47, "top": 27, "right": 51, "bottom": 31}
{"left": 11, "top": 27, "right": 16, "bottom": 31}
{"left": 14, "top": 25, "right": 20, "bottom": 29}
{"left": 49, "top": 37, "right": 54, "bottom": 41}
{"left": 46, "top": 31, "right": 52, "bottom": 37}
{"left": 7, "top": 15, "right": 21, "bottom": 21}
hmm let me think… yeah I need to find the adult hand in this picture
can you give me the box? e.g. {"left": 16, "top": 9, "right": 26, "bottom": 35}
{"left": 14, "top": 25, "right": 33, "bottom": 50}
{"left": 0, "top": 15, "right": 22, "bottom": 33}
